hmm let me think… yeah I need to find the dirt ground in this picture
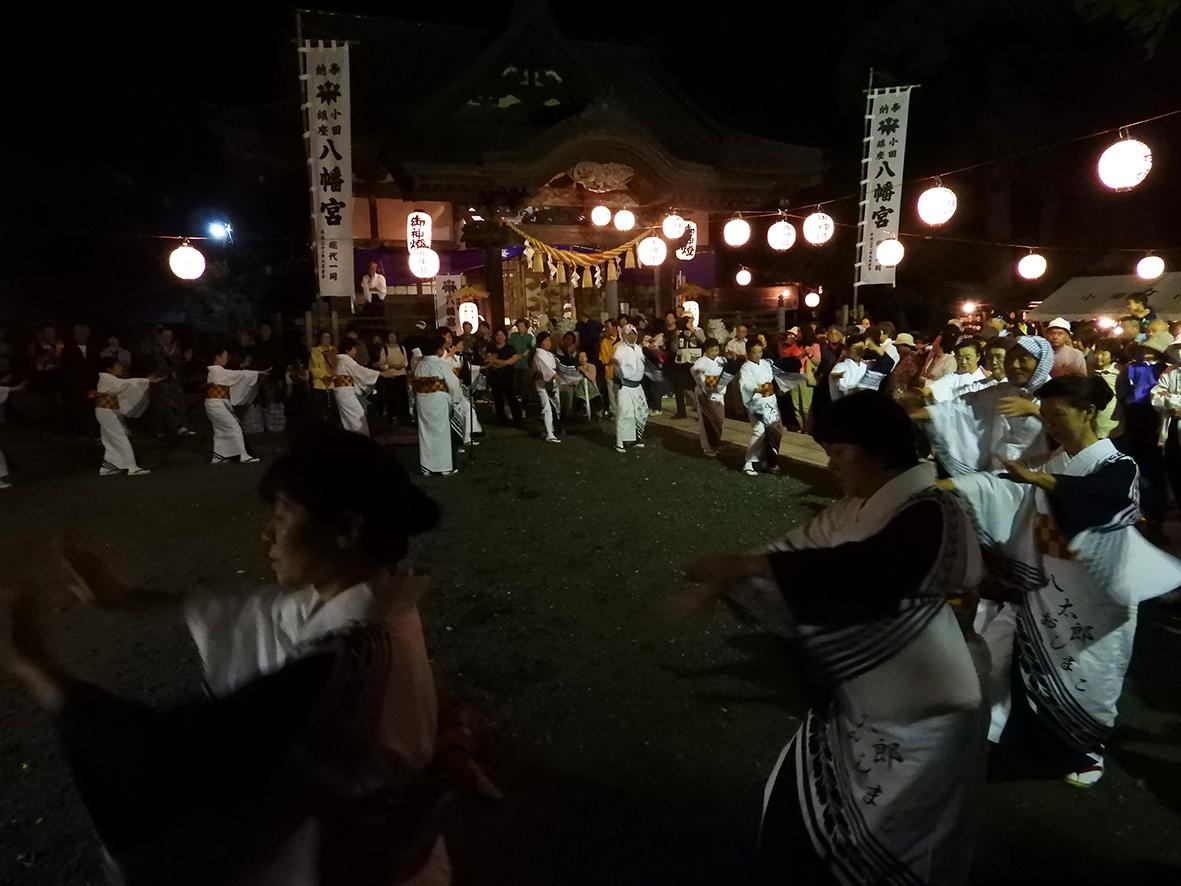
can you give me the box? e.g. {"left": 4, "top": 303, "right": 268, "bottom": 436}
{"left": 1, "top": 413, "right": 1179, "bottom": 885}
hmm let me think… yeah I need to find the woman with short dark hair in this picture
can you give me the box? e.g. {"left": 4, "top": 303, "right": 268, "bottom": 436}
{"left": 679, "top": 392, "right": 989, "bottom": 885}
{"left": 5, "top": 429, "right": 456, "bottom": 884}
{"left": 943, "top": 376, "right": 1181, "bottom": 788}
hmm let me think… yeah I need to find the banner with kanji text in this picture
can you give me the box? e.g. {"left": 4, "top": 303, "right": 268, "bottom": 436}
{"left": 855, "top": 86, "right": 913, "bottom": 287}
{"left": 301, "top": 42, "right": 353, "bottom": 299}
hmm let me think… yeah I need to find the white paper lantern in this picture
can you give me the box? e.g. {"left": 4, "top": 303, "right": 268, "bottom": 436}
{"left": 637, "top": 236, "right": 667, "bottom": 266}
{"left": 962, "top": 300, "right": 978, "bottom": 316}
{"left": 613, "top": 209, "right": 636, "bottom": 231}
{"left": 662, "top": 213, "right": 687, "bottom": 239}
{"left": 1017, "top": 253, "right": 1047, "bottom": 280}
{"left": 169, "top": 243, "right": 206, "bottom": 280}
{"left": 675, "top": 221, "right": 698, "bottom": 261}
{"left": 1137, "top": 254, "right": 1165, "bottom": 280}
{"left": 1098, "top": 138, "right": 1152, "bottom": 191}
{"left": 767, "top": 219, "right": 797, "bottom": 251}
{"left": 875, "top": 237, "right": 905, "bottom": 267}
{"left": 804, "top": 290, "right": 820, "bottom": 308}
{"left": 590, "top": 205, "right": 612, "bottom": 226}
{"left": 723, "top": 216, "right": 751, "bottom": 247}
{"left": 735, "top": 268, "right": 752, "bottom": 286}
{"left": 917, "top": 185, "right": 957, "bottom": 226}
{"left": 802, "top": 211, "right": 834, "bottom": 245}
{"left": 406, "top": 211, "right": 432, "bottom": 250}
{"left": 409, "top": 247, "right": 440, "bottom": 279}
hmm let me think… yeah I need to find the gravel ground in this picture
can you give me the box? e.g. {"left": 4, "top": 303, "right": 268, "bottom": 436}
{"left": 0, "top": 412, "right": 1179, "bottom": 884}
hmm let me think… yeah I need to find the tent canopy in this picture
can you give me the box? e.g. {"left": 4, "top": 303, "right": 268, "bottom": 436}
{"left": 1028, "top": 272, "right": 1181, "bottom": 322}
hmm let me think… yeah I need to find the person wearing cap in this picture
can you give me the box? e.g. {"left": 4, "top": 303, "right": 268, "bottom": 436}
{"left": 611, "top": 324, "right": 648, "bottom": 453}
{"left": 885, "top": 332, "right": 925, "bottom": 402}
{"left": 1045, "top": 318, "right": 1087, "bottom": 379}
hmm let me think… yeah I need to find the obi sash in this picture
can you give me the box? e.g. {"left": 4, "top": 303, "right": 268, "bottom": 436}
{"left": 757, "top": 382, "right": 775, "bottom": 398}
{"left": 1034, "top": 512, "right": 1076, "bottom": 561}
{"left": 205, "top": 384, "right": 231, "bottom": 400}
{"left": 703, "top": 375, "right": 720, "bottom": 390}
{"left": 90, "top": 390, "right": 119, "bottom": 410}
{"left": 412, "top": 376, "right": 448, "bottom": 394}
{"left": 332, "top": 376, "right": 355, "bottom": 388}
{"left": 619, "top": 377, "right": 643, "bottom": 388}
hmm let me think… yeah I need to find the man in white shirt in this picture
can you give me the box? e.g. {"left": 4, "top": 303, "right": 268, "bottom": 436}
{"left": 356, "top": 260, "right": 387, "bottom": 315}
{"left": 725, "top": 324, "right": 749, "bottom": 361}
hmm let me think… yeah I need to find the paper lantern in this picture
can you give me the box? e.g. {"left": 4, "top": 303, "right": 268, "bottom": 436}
{"left": 169, "top": 243, "right": 206, "bottom": 280}
{"left": 406, "top": 211, "right": 432, "bottom": 250}
{"left": 590, "top": 205, "right": 612, "bottom": 226}
{"left": 875, "top": 237, "right": 905, "bottom": 267}
{"left": 409, "top": 247, "right": 440, "bottom": 279}
{"left": 1098, "top": 137, "right": 1152, "bottom": 191}
{"left": 613, "top": 209, "right": 636, "bottom": 232}
{"left": 735, "top": 268, "right": 752, "bottom": 286}
{"left": 723, "top": 216, "right": 751, "bottom": 247}
{"left": 1017, "top": 253, "right": 1047, "bottom": 280}
{"left": 917, "top": 185, "right": 957, "bottom": 226}
{"left": 662, "top": 213, "right": 687, "bottom": 239}
{"left": 1097, "top": 316, "right": 1116, "bottom": 330}
{"left": 457, "top": 302, "right": 479, "bottom": 330}
{"left": 1137, "top": 255, "right": 1165, "bottom": 280}
{"left": 675, "top": 221, "right": 698, "bottom": 261}
{"left": 804, "top": 290, "right": 821, "bottom": 308}
{"left": 962, "top": 301, "right": 978, "bottom": 315}
{"left": 767, "top": 219, "right": 797, "bottom": 252}
{"left": 637, "top": 236, "right": 667, "bottom": 266}
{"left": 802, "top": 211, "right": 834, "bottom": 245}
{"left": 682, "top": 299, "right": 700, "bottom": 326}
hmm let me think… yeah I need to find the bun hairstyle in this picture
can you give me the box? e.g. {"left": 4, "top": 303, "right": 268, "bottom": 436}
{"left": 100, "top": 354, "right": 122, "bottom": 372}
{"left": 813, "top": 391, "right": 919, "bottom": 470}
{"left": 260, "top": 428, "right": 440, "bottom": 566}
{"left": 1035, "top": 375, "right": 1115, "bottom": 412}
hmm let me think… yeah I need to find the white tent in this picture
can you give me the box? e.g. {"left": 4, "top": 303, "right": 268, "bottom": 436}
{"left": 1028, "top": 272, "right": 1181, "bottom": 321}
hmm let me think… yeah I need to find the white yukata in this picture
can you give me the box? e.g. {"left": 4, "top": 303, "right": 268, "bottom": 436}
{"left": 334, "top": 353, "right": 381, "bottom": 436}
{"left": 739, "top": 358, "right": 782, "bottom": 473}
{"left": 691, "top": 355, "right": 730, "bottom": 456}
{"left": 185, "top": 575, "right": 450, "bottom": 885}
{"left": 828, "top": 357, "right": 867, "bottom": 401}
{"left": 446, "top": 355, "right": 482, "bottom": 444}
{"left": 414, "top": 355, "right": 463, "bottom": 475}
{"left": 612, "top": 341, "right": 647, "bottom": 449}
{"left": 927, "top": 366, "right": 992, "bottom": 403}
{"left": 95, "top": 372, "right": 152, "bottom": 474}
{"left": 950, "top": 439, "right": 1181, "bottom": 772}
{"left": 205, "top": 365, "right": 261, "bottom": 463}
{"left": 729, "top": 464, "right": 987, "bottom": 885}
{"left": 532, "top": 348, "right": 561, "bottom": 440}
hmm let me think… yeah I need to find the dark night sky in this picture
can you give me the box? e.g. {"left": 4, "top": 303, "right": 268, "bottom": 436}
{"left": 5, "top": 1, "right": 1181, "bottom": 322}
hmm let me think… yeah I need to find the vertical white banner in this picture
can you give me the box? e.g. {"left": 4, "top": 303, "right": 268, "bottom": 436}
{"left": 855, "top": 87, "right": 913, "bottom": 287}
{"left": 302, "top": 42, "right": 353, "bottom": 299}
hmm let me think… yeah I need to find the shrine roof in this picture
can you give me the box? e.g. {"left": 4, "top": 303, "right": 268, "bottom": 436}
{"left": 298, "top": 6, "right": 824, "bottom": 205}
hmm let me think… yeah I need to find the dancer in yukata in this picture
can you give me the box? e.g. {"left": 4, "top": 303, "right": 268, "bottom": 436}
{"left": 679, "top": 392, "right": 989, "bottom": 885}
